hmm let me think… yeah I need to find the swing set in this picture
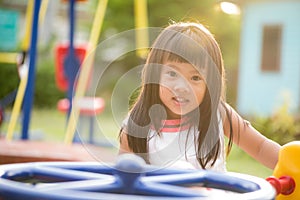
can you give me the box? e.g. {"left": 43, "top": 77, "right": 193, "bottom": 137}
{"left": 2, "top": 0, "right": 148, "bottom": 144}
{"left": 1, "top": 0, "right": 148, "bottom": 163}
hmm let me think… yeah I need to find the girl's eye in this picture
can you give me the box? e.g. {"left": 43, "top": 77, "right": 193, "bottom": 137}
{"left": 167, "top": 71, "right": 177, "bottom": 77}
{"left": 191, "top": 75, "right": 202, "bottom": 81}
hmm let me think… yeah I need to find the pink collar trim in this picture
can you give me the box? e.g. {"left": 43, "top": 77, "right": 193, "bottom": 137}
{"left": 151, "top": 117, "right": 190, "bottom": 133}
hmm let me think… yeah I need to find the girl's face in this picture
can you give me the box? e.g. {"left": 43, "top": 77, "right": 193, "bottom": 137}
{"left": 159, "top": 61, "right": 206, "bottom": 119}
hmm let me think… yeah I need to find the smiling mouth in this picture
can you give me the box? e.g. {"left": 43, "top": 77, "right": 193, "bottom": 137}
{"left": 172, "top": 96, "right": 189, "bottom": 105}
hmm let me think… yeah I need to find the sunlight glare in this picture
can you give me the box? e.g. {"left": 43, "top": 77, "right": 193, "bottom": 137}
{"left": 220, "top": 2, "right": 241, "bottom": 15}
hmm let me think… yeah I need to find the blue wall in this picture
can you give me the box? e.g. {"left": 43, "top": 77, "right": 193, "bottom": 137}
{"left": 237, "top": 1, "right": 300, "bottom": 116}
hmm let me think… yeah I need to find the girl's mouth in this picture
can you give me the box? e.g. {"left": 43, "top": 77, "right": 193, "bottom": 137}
{"left": 172, "top": 96, "right": 189, "bottom": 106}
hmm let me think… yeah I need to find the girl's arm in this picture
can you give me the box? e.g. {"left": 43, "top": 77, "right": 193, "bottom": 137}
{"left": 222, "top": 103, "right": 281, "bottom": 169}
{"left": 119, "top": 130, "right": 133, "bottom": 154}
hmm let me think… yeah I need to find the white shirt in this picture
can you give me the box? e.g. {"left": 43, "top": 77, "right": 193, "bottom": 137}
{"left": 147, "top": 117, "right": 227, "bottom": 172}
{"left": 122, "top": 116, "right": 227, "bottom": 172}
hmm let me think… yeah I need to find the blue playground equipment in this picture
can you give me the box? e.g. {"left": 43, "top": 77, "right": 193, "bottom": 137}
{"left": 4, "top": 0, "right": 107, "bottom": 143}
{"left": 0, "top": 154, "right": 276, "bottom": 200}
{"left": 21, "top": 0, "right": 41, "bottom": 140}
{"left": 0, "top": 142, "right": 298, "bottom": 199}
{"left": 3, "top": 0, "right": 145, "bottom": 144}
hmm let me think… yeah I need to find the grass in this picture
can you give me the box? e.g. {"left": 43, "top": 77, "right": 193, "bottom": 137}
{"left": 1, "top": 108, "right": 273, "bottom": 179}
{"left": 226, "top": 145, "right": 273, "bottom": 178}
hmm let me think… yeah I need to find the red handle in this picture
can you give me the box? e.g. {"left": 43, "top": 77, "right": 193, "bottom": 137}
{"left": 266, "top": 176, "right": 295, "bottom": 195}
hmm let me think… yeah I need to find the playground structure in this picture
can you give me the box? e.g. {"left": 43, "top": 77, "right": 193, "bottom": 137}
{"left": 1, "top": 0, "right": 149, "bottom": 143}
{"left": 3, "top": 0, "right": 109, "bottom": 143}
{"left": 0, "top": 0, "right": 299, "bottom": 199}
{"left": 0, "top": 0, "right": 112, "bottom": 164}
{"left": 0, "top": 0, "right": 149, "bottom": 165}
{"left": 0, "top": 141, "right": 299, "bottom": 199}
{"left": 0, "top": 154, "right": 277, "bottom": 199}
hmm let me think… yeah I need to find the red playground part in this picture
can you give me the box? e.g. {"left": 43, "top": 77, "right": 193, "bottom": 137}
{"left": 57, "top": 97, "right": 105, "bottom": 144}
{"left": 55, "top": 43, "right": 88, "bottom": 91}
{"left": 57, "top": 97, "right": 105, "bottom": 116}
{"left": 266, "top": 176, "right": 295, "bottom": 196}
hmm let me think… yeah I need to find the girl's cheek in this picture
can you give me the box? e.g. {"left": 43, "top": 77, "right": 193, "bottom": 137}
{"left": 160, "top": 79, "right": 174, "bottom": 90}
{"left": 160, "top": 85, "right": 173, "bottom": 96}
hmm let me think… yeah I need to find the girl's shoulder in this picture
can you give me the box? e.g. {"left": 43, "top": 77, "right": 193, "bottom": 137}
{"left": 218, "top": 102, "right": 241, "bottom": 123}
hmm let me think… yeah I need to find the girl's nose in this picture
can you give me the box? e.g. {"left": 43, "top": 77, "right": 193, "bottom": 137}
{"left": 173, "top": 77, "right": 190, "bottom": 93}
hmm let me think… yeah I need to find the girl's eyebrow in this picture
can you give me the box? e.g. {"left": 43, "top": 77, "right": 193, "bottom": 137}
{"left": 189, "top": 69, "right": 201, "bottom": 74}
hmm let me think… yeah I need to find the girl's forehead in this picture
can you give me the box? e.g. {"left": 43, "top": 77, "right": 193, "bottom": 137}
{"left": 159, "top": 50, "right": 207, "bottom": 69}
{"left": 148, "top": 50, "right": 210, "bottom": 77}
{"left": 161, "top": 51, "right": 190, "bottom": 63}
{"left": 163, "top": 61, "right": 196, "bottom": 70}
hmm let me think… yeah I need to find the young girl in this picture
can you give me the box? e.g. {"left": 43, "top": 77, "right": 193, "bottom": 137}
{"left": 118, "top": 21, "right": 281, "bottom": 172}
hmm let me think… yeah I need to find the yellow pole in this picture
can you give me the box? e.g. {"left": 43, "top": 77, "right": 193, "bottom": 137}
{"left": 6, "top": 65, "right": 28, "bottom": 141}
{"left": 39, "top": 0, "right": 49, "bottom": 25}
{"left": 5, "top": 0, "right": 38, "bottom": 140}
{"left": 0, "top": 52, "right": 18, "bottom": 64}
{"left": 64, "top": 0, "right": 108, "bottom": 144}
{"left": 134, "top": 0, "right": 149, "bottom": 58}
{"left": 21, "top": 0, "right": 34, "bottom": 51}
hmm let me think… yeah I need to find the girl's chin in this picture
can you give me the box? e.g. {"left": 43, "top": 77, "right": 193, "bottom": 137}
{"left": 167, "top": 110, "right": 189, "bottom": 119}
{"left": 168, "top": 108, "right": 199, "bottom": 119}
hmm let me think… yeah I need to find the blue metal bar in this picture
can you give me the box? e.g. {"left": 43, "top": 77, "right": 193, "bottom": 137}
{"left": 62, "top": 0, "right": 81, "bottom": 143}
{"left": 66, "top": 0, "right": 76, "bottom": 116}
{"left": 21, "top": 0, "right": 41, "bottom": 140}
{"left": 89, "top": 116, "right": 94, "bottom": 144}
{"left": 69, "top": 0, "right": 75, "bottom": 54}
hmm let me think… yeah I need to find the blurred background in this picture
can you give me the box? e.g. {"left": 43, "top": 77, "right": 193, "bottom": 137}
{"left": 0, "top": 0, "right": 299, "bottom": 178}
